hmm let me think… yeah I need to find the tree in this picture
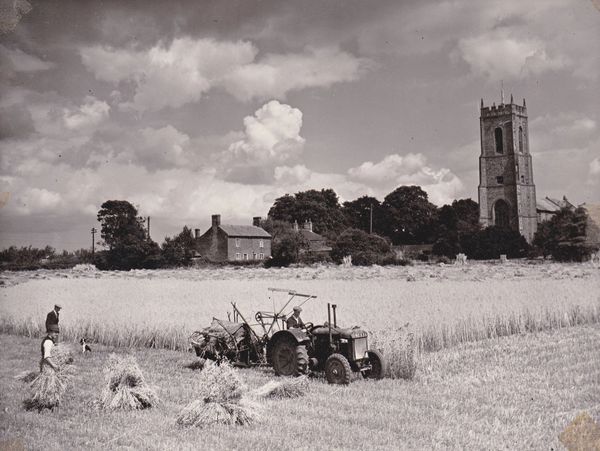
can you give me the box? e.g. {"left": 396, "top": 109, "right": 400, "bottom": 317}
{"left": 330, "top": 228, "right": 395, "bottom": 266}
{"left": 533, "top": 207, "right": 598, "bottom": 262}
{"left": 432, "top": 205, "right": 460, "bottom": 258}
{"left": 268, "top": 189, "right": 348, "bottom": 237}
{"left": 432, "top": 200, "right": 480, "bottom": 258}
{"left": 97, "top": 200, "right": 146, "bottom": 250}
{"left": 451, "top": 198, "right": 480, "bottom": 236}
{"left": 341, "top": 196, "right": 384, "bottom": 234}
{"left": 381, "top": 186, "right": 438, "bottom": 244}
{"left": 461, "top": 226, "right": 529, "bottom": 260}
{"left": 96, "top": 200, "right": 160, "bottom": 270}
{"left": 161, "top": 226, "right": 196, "bottom": 267}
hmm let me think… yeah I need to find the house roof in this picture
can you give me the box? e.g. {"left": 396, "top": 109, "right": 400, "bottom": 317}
{"left": 219, "top": 224, "right": 271, "bottom": 238}
{"left": 537, "top": 196, "right": 574, "bottom": 213}
{"left": 537, "top": 198, "right": 561, "bottom": 212}
{"left": 298, "top": 229, "right": 326, "bottom": 242}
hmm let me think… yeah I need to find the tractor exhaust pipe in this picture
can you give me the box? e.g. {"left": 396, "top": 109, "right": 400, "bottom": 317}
{"left": 332, "top": 304, "right": 337, "bottom": 328}
{"left": 327, "top": 303, "right": 332, "bottom": 345}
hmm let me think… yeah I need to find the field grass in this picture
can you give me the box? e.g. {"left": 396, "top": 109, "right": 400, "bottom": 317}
{"left": 1, "top": 325, "right": 600, "bottom": 449}
{"left": 1, "top": 263, "right": 598, "bottom": 358}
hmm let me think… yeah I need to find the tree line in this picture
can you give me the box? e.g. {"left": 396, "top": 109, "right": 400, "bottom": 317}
{"left": 1, "top": 186, "right": 597, "bottom": 270}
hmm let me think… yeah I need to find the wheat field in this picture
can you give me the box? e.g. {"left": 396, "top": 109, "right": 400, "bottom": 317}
{"left": 0, "top": 262, "right": 598, "bottom": 354}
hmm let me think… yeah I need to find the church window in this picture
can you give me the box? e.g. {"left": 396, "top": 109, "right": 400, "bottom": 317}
{"left": 518, "top": 126, "right": 524, "bottom": 153}
{"left": 495, "top": 127, "right": 503, "bottom": 154}
{"left": 496, "top": 176, "right": 504, "bottom": 184}
{"left": 494, "top": 200, "right": 510, "bottom": 228}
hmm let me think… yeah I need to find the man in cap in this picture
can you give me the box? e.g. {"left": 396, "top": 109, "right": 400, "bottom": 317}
{"left": 45, "top": 304, "right": 61, "bottom": 336}
{"left": 286, "top": 306, "right": 305, "bottom": 329}
{"left": 40, "top": 324, "right": 59, "bottom": 372}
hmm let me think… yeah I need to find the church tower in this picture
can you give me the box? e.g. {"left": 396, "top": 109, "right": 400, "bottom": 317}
{"left": 478, "top": 94, "right": 537, "bottom": 243}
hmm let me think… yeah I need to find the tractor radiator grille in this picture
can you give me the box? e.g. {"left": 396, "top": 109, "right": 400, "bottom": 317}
{"left": 353, "top": 337, "right": 368, "bottom": 361}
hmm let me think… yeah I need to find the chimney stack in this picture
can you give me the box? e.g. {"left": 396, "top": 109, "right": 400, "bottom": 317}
{"left": 194, "top": 228, "right": 200, "bottom": 239}
{"left": 211, "top": 214, "right": 221, "bottom": 229}
{"left": 253, "top": 216, "right": 261, "bottom": 227}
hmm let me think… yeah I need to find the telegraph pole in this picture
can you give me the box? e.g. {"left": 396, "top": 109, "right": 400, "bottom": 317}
{"left": 369, "top": 204, "right": 373, "bottom": 234}
{"left": 147, "top": 216, "right": 151, "bottom": 240}
{"left": 91, "top": 227, "right": 97, "bottom": 256}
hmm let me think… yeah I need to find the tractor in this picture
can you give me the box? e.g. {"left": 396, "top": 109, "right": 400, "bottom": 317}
{"left": 266, "top": 302, "right": 387, "bottom": 384}
{"left": 189, "top": 289, "right": 387, "bottom": 384}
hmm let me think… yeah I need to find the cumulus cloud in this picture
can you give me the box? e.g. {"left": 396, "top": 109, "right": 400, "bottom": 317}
{"left": 80, "top": 38, "right": 369, "bottom": 111}
{"left": 227, "top": 101, "right": 304, "bottom": 163}
{"left": 15, "top": 187, "right": 62, "bottom": 215}
{"left": 63, "top": 96, "right": 110, "bottom": 130}
{"left": 530, "top": 112, "right": 598, "bottom": 152}
{"left": 273, "top": 164, "right": 312, "bottom": 184}
{"left": 222, "top": 47, "right": 371, "bottom": 102}
{"left": 347, "top": 153, "right": 463, "bottom": 205}
{"left": 0, "top": 45, "right": 54, "bottom": 72}
{"left": 221, "top": 100, "right": 305, "bottom": 183}
{"left": 457, "top": 29, "right": 567, "bottom": 80}
{"left": 136, "top": 125, "right": 191, "bottom": 169}
{"left": 356, "top": 0, "right": 597, "bottom": 83}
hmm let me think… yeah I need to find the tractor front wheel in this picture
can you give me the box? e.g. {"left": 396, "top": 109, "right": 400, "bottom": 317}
{"left": 325, "top": 353, "right": 352, "bottom": 385}
{"left": 271, "top": 338, "right": 308, "bottom": 377}
{"left": 363, "top": 349, "right": 387, "bottom": 380}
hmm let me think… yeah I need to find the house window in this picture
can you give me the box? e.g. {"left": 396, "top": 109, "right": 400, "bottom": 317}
{"left": 235, "top": 253, "right": 241, "bottom": 260}
{"left": 259, "top": 239, "right": 264, "bottom": 248}
{"left": 521, "top": 175, "right": 525, "bottom": 183}
{"left": 243, "top": 253, "right": 249, "bottom": 260}
{"left": 496, "top": 176, "right": 504, "bottom": 184}
{"left": 259, "top": 253, "right": 264, "bottom": 260}
{"left": 495, "top": 127, "right": 503, "bottom": 154}
{"left": 235, "top": 238, "right": 241, "bottom": 247}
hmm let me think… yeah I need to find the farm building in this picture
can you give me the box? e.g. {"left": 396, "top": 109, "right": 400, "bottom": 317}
{"left": 536, "top": 196, "right": 575, "bottom": 222}
{"left": 194, "top": 214, "right": 271, "bottom": 262}
{"left": 293, "top": 220, "right": 332, "bottom": 254}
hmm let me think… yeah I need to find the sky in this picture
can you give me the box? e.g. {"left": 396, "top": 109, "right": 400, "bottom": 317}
{"left": 0, "top": 0, "right": 598, "bottom": 250}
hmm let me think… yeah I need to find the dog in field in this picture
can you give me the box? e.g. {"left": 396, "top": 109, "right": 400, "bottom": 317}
{"left": 79, "top": 337, "right": 92, "bottom": 353}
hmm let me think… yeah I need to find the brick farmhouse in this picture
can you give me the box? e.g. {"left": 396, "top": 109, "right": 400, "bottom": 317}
{"left": 194, "top": 214, "right": 271, "bottom": 262}
{"left": 293, "top": 220, "right": 332, "bottom": 255}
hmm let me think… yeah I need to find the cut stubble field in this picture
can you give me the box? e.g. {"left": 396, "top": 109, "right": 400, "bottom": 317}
{"left": 1, "top": 325, "right": 600, "bottom": 450}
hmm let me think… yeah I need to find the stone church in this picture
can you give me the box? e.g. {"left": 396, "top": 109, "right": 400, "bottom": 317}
{"left": 478, "top": 95, "right": 538, "bottom": 243}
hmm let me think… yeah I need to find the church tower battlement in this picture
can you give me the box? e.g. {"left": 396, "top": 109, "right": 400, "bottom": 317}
{"left": 478, "top": 95, "right": 537, "bottom": 243}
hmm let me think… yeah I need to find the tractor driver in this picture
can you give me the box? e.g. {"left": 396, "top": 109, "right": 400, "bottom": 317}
{"left": 286, "top": 306, "right": 305, "bottom": 329}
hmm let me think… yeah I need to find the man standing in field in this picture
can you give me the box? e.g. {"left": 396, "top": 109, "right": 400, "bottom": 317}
{"left": 45, "top": 304, "right": 61, "bottom": 335}
{"left": 40, "top": 324, "right": 59, "bottom": 372}
{"left": 286, "top": 306, "right": 305, "bottom": 329}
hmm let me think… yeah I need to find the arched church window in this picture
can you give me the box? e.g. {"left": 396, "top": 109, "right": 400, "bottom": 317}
{"left": 494, "top": 200, "right": 510, "bottom": 228}
{"left": 518, "top": 126, "right": 524, "bottom": 153}
{"left": 495, "top": 127, "right": 503, "bottom": 154}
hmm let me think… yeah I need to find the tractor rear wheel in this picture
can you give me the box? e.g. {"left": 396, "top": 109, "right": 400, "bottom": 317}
{"left": 325, "top": 353, "right": 352, "bottom": 385}
{"left": 363, "top": 349, "right": 387, "bottom": 380}
{"left": 271, "top": 338, "right": 308, "bottom": 377}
